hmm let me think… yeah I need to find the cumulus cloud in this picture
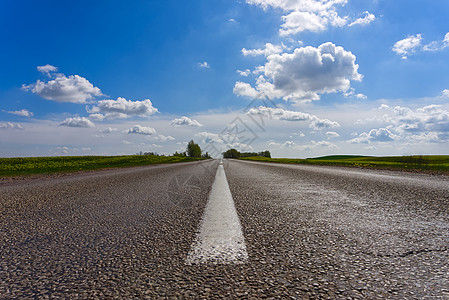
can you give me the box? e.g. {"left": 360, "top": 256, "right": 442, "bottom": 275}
{"left": 127, "top": 125, "right": 156, "bottom": 135}
{"left": 311, "top": 140, "right": 338, "bottom": 148}
{"left": 87, "top": 97, "right": 158, "bottom": 120}
{"left": 233, "top": 81, "right": 265, "bottom": 99}
{"left": 280, "top": 11, "right": 331, "bottom": 35}
{"left": 235, "top": 42, "right": 362, "bottom": 103}
{"left": 442, "top": 89, "right": 449, "bottom": 98}
{"left": 352, "top": 104, "right": 449, "bottom": 144}
{"left": 309, "top": 116, "right": 340, "bottom": 130}
{"left": 196, "top": 131, "right": 224, "bottom": 144}
{"left": 348, "top": 11, "right": 375, "bottom": 27}
{"left": 23, "top": 69, "right": 102, "bottom": 103}
{"left": 59, "top": 117, "right": 95, "bottom": 128}
{"left": 198, "top": 62, "right": 210, "bottom": 69}
{"left": 423, "top": 32, "right": 449, "bottom": 51}
{"left": 99, "top": 127, "right": 117, "bottom": 133}
{"left": 171, "top": 116, "right": 203, "bottom": 127}
{"left": 393, "top": 32, "right": 449, "bottom": 59}
{"left": 5, "top": 109, "right": 33, "bottom": 117}
{"left": 392, "top": 34, "right": 422, "bottom": 59}
{"left": 269, "top": 139, "right": 337, "bottom": 150}
{"left": 350, "top": 128, "right": 397, "bottom": 144}
{"left": 246, "top": 0, "right": 373, "bottom": 35}
{"left": 237, "top": 69, "right": 251, "bottom": 77}
{"left": 154, "top": 134, "right": 175, "bottom": 141}
{"left": 326, "top": 131, "right": 340, "bottom": 138}
{"left": 247, "top": 106, "right": 340, "bottom": 130}
{"left": 0, "top": 122, "right": 24, "bottom": 130}
{"left": 247, "top": 106, "right": 311, "bottom": 121}
{"left": 37, "top": 64, "right": 58, "bottom": 76}
{"left": 242, "top": 43, "right": 284, "bottom": 56}
{"left": 89, "top": 113, "right": 105, "bottom": 121}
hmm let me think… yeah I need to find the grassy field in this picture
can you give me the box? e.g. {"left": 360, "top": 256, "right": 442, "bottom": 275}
{"left": 0, "top": 155, "right": 204, "bottom": 177}
{"left": 239, "top": 155, "right": 449, "bottom": 174}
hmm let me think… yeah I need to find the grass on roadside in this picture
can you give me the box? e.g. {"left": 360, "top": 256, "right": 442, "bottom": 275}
{"left": 0, "top": 155, "right": 204, "bottom": 177}
{"left": 239, "top": 155, "right": 449, "bottom": 174}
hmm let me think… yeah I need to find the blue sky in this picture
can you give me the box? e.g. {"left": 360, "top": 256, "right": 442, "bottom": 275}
{"left": 1, "top": 0, "right": 449, "bottom": 157}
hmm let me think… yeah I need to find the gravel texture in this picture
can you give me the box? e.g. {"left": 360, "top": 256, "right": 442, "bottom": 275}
{"left": 1, "top": 159, "right": 448, "bottom": 299}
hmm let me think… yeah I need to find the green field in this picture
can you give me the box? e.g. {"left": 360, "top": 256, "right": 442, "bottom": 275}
{"left": 240, "top": 155, "right": 449, "bottom": 174}
{"left": 0, "top": 155, "right": 204, "bottom": 177}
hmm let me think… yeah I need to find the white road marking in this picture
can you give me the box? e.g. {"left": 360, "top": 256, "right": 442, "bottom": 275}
{"left": 186, "top": 163, "right": 248, "bottom": 264}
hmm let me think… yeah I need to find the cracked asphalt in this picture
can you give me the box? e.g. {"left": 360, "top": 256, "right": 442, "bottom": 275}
{"left": 1, "top": 159, "right": 448, "bottom": 299}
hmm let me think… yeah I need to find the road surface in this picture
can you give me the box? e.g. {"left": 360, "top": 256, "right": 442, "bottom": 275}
{"left": 1, "top": 159, "right": 448, "bottom": 298}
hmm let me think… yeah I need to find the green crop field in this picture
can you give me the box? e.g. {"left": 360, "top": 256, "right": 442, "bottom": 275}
{"left": 0, "top": 155, "right": 204, "bottom": 177}
{"left": 239, "top": 155, "right": 449, "bottom": 174}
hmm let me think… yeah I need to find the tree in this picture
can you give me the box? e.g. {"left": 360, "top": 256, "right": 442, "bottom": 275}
{"left": 223, "top": 149, "right": 271, "bottom": 158}
{"left": 187, "top": 140, "right": 202, "bottom": 158}
{"left": 223, "top": 148, "right": 240, "bottom": 158}
{"left": 259, "top": 150, "right": 271, "bottom": 158}
{"left": 173, "top": 151, "right": 186, "bottom": 157}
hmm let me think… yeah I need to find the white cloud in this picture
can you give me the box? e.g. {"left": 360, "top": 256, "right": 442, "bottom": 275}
{"left": 309, "top": 116, "right": 340, "bottom": 130}
{"left": 154, "top": 134, "right": 175, "bottom": 141}
{"left": 37, "top": 64, "right": 58, "bottom": 76}
{"left": 423, "top": 32, "right": 449, "bottom": 51}
{"left": 442, "top": 89, "right": 449, "bottom": 98}
{"left": 246, "top": 0, "right": 369, "bottom": 35}
{"left": 280, "top": 11, "right": 328, "bottom": 35}
{"left": 171, "top": 116, "right": 203, "bottom": 127}
{"left": 269, "top": 139, "right": 337, "bottom": 151}
{"left": 247, "top": 106, "right": 311, "bottom": 121}
{"left": 198, "top": 62, "right": 210, "bottom": 69}
{"left": 344, "top": 87, "right": 367, "bottom": 99}
{"left": 311, "top": 140, "right": 338, "bottom": 148}
{"left": 59, "top": 117, "right": 95, "bottom": 128}
{"left": 351, "top": 104, "right": 449, "bottom": 144}
{"left": 392, "top": 32, "right": 449, "bottom": 59}
{"left": 89, "top": 113, "right": 105, "bottom": 121}
{"left": 392, "top": 34, "right": 422, "bottom": 59}
{"left": 246, "top": 0, "right": 347, "bottom": 12}
{"left": 326, "top": 131, "right": 340, "bottom": 138}
{"left": 196, "top": 131, "right": 224, "bottom": 144}
{"left": 6, "top": 109, "right": 33, "bottom": 117}
{"left": 0, "top": 122, "right": 24, "bottom": 130}
{"left": 127, "top": 125, "right": 156, "bottom": 135}
{"left": 348, "top": 11, "right": 375, "bottom": 27}
{"left": 87, "top": 97, "right": 158, "bottom": 119}
{"left": 242, "top": 43, "right": 284, "bottom": 56}
{"left": 235, "top": 42, "right": 362, "bottom": 103}
{"left": 293, "top": 132, "right": 305, "bottom": 137}
{"left": 99, "top": 127, "right": 117, "bottom": 134}
{"left": 247, "top": 106, "right": 340, "bottom": 131}
{"left": 23, "top": 70, "right": 102, "bottom": 104}
{"left": 237, "top": 69, "right": 251, "bottom": 77}
{"left": 350, "top": 128, "right": 397, "bottom": 144}
{"left": 233, "top": 81, "right": 264, "bottom": 99}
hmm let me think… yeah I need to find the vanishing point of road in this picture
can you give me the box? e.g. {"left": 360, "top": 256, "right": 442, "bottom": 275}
{"left": 1, "top": 159, "right": 448, "bottom": 298}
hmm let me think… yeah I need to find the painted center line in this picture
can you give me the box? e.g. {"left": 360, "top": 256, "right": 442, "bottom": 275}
{"left": 186, "top": 162, "right": 248, "bottom": 265}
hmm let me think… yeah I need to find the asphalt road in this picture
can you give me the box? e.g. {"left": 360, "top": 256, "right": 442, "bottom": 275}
{"left": 1, "top": 159, "right": 448, "bottom": 299}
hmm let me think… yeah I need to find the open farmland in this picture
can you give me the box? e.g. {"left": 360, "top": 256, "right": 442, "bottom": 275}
{"left": 239, "top": 155, "right": 449, "bottom": 174}
{"left": 0, "top": 155, "right": 203, "bottom": 177}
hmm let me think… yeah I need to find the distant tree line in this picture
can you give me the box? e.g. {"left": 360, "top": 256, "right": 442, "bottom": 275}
{"left": 137, "top": 140, "right": 211, "bottom": 159}
{"left": 222, "top": 149, "right": 271, "bottom": 159}
{"left": 173, "top": 140, "right": 211, "bottom": 159}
